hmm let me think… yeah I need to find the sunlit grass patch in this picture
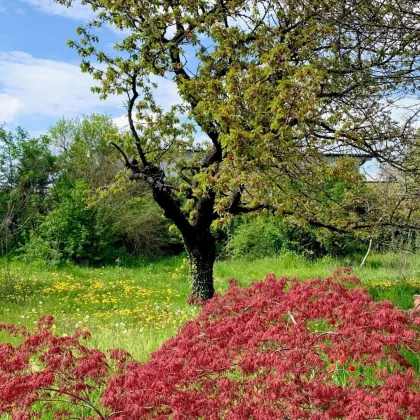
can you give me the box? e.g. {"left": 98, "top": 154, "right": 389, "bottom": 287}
{"left": 0, "top": 252, "right": 419, "bottom": 362}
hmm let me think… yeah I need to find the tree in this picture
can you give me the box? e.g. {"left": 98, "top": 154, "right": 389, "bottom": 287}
{"left": 0, "top": 128, "right": 57, "bottom": 254}
{"left": 52, "top": 114, "right": 181, "bottom": 259}
{"left": 49, "top": 114, "right": 120, "bottom": 189}
{"left": 21, "top": 115, "right": 177, "bottom": 264}
{"left": 56, "top": 0, "right": 420, "bottom": 299}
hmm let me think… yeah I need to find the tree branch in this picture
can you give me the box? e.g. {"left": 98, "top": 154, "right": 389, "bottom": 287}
{"left": 127, "top": 75, "right": 148, "bottom": 167}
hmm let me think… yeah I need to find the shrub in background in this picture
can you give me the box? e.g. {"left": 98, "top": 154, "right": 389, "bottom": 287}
{"left": 92, "top": 175, "right": 183, "bottom": 260}
{"left": 1, "top": 117, "right": 182, "bottom": 265}
{"left": 226, "top": 215, "right": 366, "bottom": 260}
{"left": 0, "top": 128, "right": 57, "bottom": 255}
{"left": 19, "top": 179, "right": 182, "bottom": 265}
{"left": 225, "top": 215, "right": 287, "bottom": 259}
{"left": 19, "top": 181, "right": 120, "bottom": 265}
{"left": 375, "top": 226, "right": 420, "bottom": 253}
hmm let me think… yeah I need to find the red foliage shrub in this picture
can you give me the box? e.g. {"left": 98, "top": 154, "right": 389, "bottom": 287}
{"left": 103, "top": 271, "right": 420, "bottom": 420}
{"left": 0, "top": 315, "right": 134, "bottom": 419}
{"left": 1, "top": 270, "right": 420, "bottom": 419}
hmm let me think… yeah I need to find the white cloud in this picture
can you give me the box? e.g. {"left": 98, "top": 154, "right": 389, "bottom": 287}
{"left": 22, "top": 0, "right": 94, "bottom": 20}
{"left": 112, "top": 112, "right": 158, "bottom": 131}
{"left": 22, "top": 0, "right": 130, "bottom": 36}
{"left": 389, "top": 97, "right": 420, "bottom": 126}
{"left": 0, "top": 51, "right": 123, "bottom": 121}
{"left": 150, "top": 75, "right": 183, "bottom": 109}
{"left": 0, "top": 94, "right": 21, "bottom": 122}
{"left": 0, "top": 51, "right": 182, "bottom": 128}
{"left": 112, "top": 114, "right": 129, "bottom": 130}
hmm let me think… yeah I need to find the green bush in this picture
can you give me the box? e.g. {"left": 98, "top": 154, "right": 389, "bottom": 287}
{"left": 226, "top": 216, "right": 286, "bottom": 259}
{"left": 19, "top": 234, "right": 63, "bottom": 265}
{"left": 19, "top": 178, "right": 182, "bottom": 265}
{"left": 19, "top": 181, "right": 120, "bottom": 265}
{"left": 0, "top": 129, "right": 57, "bottom": 254}
{"left": 110, "top": 193, "right": 181, "bottom": 258}
{"left": 226, "top": 215, "right": 366, "bottom": 260}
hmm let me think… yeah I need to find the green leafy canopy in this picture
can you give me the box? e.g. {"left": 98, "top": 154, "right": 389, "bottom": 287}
{"left": 55, "top": 0, "right": 420, "bottom": 234}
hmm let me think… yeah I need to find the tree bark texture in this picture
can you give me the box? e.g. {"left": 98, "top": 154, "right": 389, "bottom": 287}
{"left": 185, "top": 229, "right": 216, "bottom": 300}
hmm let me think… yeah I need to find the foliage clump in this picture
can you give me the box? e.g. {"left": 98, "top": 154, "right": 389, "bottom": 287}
{"left": 0, "top": 117, "right": 180, "bottom": 265}
{"left": 53, "top": 0, "right": 420, "bottom": 298}
{"left": 104, "top": 269, "right": 420, "bottom": 419}
{"left": 226, "top": 215, "right": 366, "bottom": 259}
{"left": 0, "top": 315, "right": 124, "bottom": 419}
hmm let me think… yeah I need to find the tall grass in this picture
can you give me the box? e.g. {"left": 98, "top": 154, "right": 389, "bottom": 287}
{"left": 0, "top": 252, "right": 419, "bottom": 361}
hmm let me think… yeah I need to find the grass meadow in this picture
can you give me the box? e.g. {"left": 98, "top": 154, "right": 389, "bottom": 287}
{"left": 1, "top": 252, "right": 419, "bottom": 361}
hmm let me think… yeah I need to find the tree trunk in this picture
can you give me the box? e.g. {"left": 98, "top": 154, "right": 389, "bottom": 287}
{"left": 186, "top": 230, "right": 216, "bottom": 300}
{"left": 148, "top": 183, "right": 217, "bottom": 300}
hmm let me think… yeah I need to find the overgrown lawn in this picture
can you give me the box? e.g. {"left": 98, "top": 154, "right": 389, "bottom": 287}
{"left": 1, "top": 253, "right": 419, "bottom": 361}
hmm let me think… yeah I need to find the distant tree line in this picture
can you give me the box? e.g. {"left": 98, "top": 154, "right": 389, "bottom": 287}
{"left": 0, "top": 114, "right": 418, "bottom": 267}
{"left": 0, "top": 115, "right": 183, "bottom": 265}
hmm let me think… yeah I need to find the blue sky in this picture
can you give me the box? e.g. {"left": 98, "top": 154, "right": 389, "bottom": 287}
{"left": 0, "top": 0, "right": 181, "bottom": 136}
